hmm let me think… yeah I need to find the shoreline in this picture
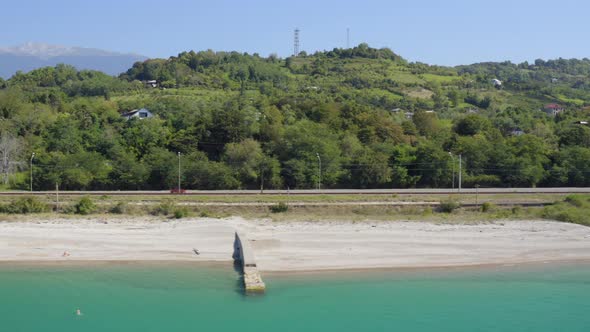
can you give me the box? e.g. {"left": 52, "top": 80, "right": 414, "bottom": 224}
{"left": 261, "top": 258, "right": 590, "bottom": 276}
{"left": 2, "top": 259, "right": 590, "bottom": 280}
{"left": 2, "top": 217, "right": 589, "bottom": 273}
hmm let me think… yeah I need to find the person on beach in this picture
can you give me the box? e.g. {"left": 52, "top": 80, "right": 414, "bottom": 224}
{"left": 62, "top": 251, "right": 70, "bottom": 257}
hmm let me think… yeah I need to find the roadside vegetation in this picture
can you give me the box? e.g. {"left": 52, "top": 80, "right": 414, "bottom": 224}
{"left": 543, "top": 194, "right": 590, "bottom": 226}
{"left": 0, "top": 193, "right": 587, "bottom": 226}
{"left": 0, "top": 44, "right": 589, "bottom": 192}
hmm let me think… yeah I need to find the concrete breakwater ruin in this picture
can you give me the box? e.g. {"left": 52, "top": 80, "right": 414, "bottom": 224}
{"left": 233, "top": 232, "right": 266, "bottom": 293}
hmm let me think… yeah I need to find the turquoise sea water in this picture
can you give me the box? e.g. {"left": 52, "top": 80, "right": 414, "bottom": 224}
{"left": 1, "top": 262, "right": 589, "bottom": 332}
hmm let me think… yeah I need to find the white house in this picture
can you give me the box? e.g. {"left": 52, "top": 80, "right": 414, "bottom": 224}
{"left": 144, "top": 80, "right": 158, "bottom": 88}
{"left": 121, "top": 108, "right": 154, "bottom": 120}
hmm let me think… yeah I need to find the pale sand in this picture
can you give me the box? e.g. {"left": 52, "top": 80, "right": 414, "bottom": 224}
{"left": 1, "top": 217, "right": 589, "bottom": 272}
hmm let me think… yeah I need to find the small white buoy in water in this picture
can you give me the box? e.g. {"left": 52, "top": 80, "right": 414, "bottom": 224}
{"left": 76, "top": 309, "right": 82, "bottom": 316}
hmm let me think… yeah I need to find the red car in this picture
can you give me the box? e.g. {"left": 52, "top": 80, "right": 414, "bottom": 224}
{"left": 170, "top": 188, "right": 186, "bottom": 194}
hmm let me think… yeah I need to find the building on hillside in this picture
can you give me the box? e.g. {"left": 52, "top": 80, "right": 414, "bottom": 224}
{"left": 543, "top": 103, "right": 565, "bottom": 116}
{"left": 510, "top": 129, "right": 525, "bottom": 136}
{"left": 144, "top": 80, "right": 158, "bottom": 88}
{"left": 391, "top": 108, "right": 403, "bottom": 113}
{"left": 121, "top": 108, "right": 154, "bottom": 120}
{"left": 404, "top": 112, "right": 414, "bottom": 119}
{"left": 573, "top": 121, "right": 589, "bottom": 125}
{"left": 492, "top": 79, "right": 502, "bottom": 88}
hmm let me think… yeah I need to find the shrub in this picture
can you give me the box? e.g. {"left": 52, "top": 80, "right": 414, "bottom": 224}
{"left": 74, "top": 196, "right": 97, "bottom": 215}
{"left": 564, "top": 195, "right": 588, "bottom": 208}
{"left": 110, "top": 202, "right": 127, "bottom": 214}
{"left": 269, "top": 202, "right": 289, "bottom": 213}
{"left": 543, "top": 204, "right": 587, "bottom": 225}
{"left": 173, "top": 207, "right": 190, "bottom": 219}
{"left": 1, "top": 196, "right": 48, "bottom": 214}
{"left": 152, "top": 199, "right": 176, "bottom": 216}
{"left": 542, "top": 195, "right": 590, "bottom": 226}
{"left": 438, "top": 198, "right": 460, "bottom": 213}
{"left": 511, "top": 206, "right": 522, "bottom": 215}
{"left": 481, "top": 202, "right": 495, "bottom": 213}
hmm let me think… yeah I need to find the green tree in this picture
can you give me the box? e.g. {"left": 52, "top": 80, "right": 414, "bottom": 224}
{"left": 558, "top": 125, "right": 590, "bottom": 147}
{"left": 454, "top": 114, "right": 491, "bottom": 136}
{"left": 413, "top": 141, "right": 453, "bottom": 187}
{"left": 412, "top": 111, "right": 439, "bottom": 137}
{"left": 278, "top": 120, "right": 342, "bottom": 188}
{"left": 122, "top": 117, "right": 171, "bottom": 158}
{"left": 223, "top": 139, "right": 264, "bottom": 188}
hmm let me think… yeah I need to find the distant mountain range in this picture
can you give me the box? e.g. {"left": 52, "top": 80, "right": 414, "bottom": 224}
{"left": 0, "top": 42, "right": 148, "bottom": 78}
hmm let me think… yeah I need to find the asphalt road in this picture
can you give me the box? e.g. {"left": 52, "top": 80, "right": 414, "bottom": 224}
{"left": 1, "top": 188, "right": 589, "bottom": 195}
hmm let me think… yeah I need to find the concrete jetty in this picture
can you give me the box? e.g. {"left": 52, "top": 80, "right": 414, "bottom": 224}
{"left": 233, "top": 232, "right": 266, "bottom": 293}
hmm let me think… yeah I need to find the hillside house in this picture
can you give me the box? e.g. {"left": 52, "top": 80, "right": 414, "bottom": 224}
{"left": 144, "top": 80, "right": 158, "bottom": 88}
{"left": 543, "top": 103, "right": 565, "bottom": 116}
{"left": 492, "top": 79, "right": 502, "bottom": 88}
{"left": 121, "top": 108, "right": 154, "bottom": 120}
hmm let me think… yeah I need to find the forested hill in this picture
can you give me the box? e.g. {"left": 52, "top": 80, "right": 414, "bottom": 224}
{"left": 1, "top": 44, "right": 590, "bottom": 191}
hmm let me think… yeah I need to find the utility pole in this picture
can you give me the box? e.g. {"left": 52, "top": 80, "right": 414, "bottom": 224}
{"left": 177, "top": 152, "right": 181, "bottom": 192}
{"left": 30, "top": 152, "right": 35, "bottom": 192}
{"left": 316, "top": 153, "right": 321, "bottom": 190}
{"left": 458, "top": 154, "right": 462, "bottom": 193}
{"left": 346, "top": 28, "right": 350, "bottom": 48}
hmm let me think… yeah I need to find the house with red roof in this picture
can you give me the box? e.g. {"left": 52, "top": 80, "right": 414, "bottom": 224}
{"left": 543, "top": 103, "right": 565, "bottom": 116}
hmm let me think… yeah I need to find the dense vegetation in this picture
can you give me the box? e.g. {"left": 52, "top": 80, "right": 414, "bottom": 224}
{"left": 1, "top": 43, "right": 590, "bottom": 190}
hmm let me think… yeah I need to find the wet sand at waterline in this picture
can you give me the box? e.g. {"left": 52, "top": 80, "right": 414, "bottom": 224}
{"left": 1, "top": 217, "right": 589, "bottom": 271}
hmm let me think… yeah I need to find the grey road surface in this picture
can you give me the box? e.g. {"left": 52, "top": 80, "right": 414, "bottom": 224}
{"left": 1, "top": 188, "right": 589, "bottom": 195}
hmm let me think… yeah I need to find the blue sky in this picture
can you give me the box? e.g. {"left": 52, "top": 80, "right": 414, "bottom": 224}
{"left": 2, "top": 0, "right": 589, "bottom": 65}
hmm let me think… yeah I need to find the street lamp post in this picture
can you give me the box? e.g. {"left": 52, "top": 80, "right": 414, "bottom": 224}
{"left": 316, "top": 153, "right": 321, "bottom": 190}
{"left": 260, "top": 164, "right": 265, "bottom": 194}
{"left": 458, "top": 154, "right": 462, "bottom": 193}
{"left": 449, "top": 152, "right": 455, "bottom": 190}
{"left": 30, "top": 152, "right": 35, "bottom": 192}
{"left": 177, "top": 152, "right": 181, "bottom": 192}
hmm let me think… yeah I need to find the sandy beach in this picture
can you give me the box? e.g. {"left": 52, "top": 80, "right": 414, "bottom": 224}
{"left": 1, "top": 217, "right": 589, "bottom": 272}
